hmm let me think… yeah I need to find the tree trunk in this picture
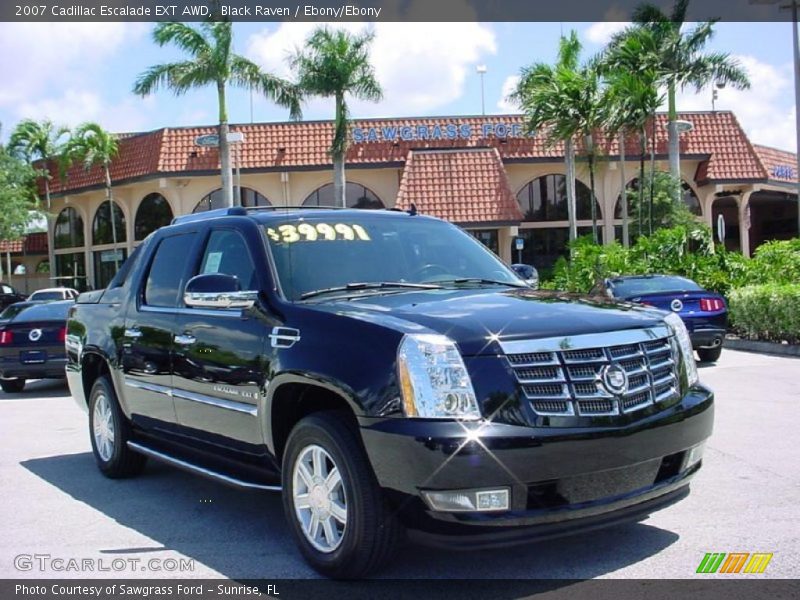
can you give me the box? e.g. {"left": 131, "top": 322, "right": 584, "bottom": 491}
{"left": 639, "top": 129, "right": 647, "bottom": 238}
{"left": 667, "top": 81, "right": 681, "bottom": 205}
{"left": 619, "top": 133, "right": 629, "bottom": 248}
{"left": 565, "top": 137, "right": 578, "bottom": 246}
{"left": 217, "top": 82, "right": 234, "bottom": 209}
{"left": 586, "top": 134, "right": 598, "bottom": 245}
{"left": 105, "top": 164, "right": 119, "bottom": 274}
{"left": 333, "top": 92, "right": 346, "bottom": 208}
{"left": 44, "top": 175, "right": 51, "bottom": 211}
{"left": 649, "top": 113, "right": 657, "bottom": 236}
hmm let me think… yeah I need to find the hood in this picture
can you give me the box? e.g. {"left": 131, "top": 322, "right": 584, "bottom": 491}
{"left": 307, "top": 288, "right": 668, "bottom": 355}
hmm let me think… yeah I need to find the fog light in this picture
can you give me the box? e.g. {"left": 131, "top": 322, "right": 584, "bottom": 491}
{"left": 685, "top": 442, "right": 706, "bottom": 469}
{"left": 422, "top": 488, "right": 510, "bottom": 512}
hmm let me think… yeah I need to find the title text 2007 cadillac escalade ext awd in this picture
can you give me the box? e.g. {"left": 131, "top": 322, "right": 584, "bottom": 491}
{"left": 66, "top": 207, "right": 713, "bottom": 578}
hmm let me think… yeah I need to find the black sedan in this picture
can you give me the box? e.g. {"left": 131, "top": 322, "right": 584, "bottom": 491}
{"left": 0, "top": 283, "right": 26, "bottom": 311}
{"left": 0, "top": 300, "right": 73, "bottom": 393}
{"left": 597, "top": 275, "right": 727, "bottom": 363}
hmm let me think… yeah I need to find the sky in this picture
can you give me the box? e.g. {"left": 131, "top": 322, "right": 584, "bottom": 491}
{"left": 0, "top": 21, "right": 796, "bottom": 151}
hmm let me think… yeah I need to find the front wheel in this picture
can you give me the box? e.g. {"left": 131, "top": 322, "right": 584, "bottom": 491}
{"left": 88, "top": 376, "right": 146, "bottom": 478}
{"left": 281, "top": 412, "right": 401, "bottom": 579}
{"left": 1, "top": 378, "right": 25, "bottom": 393}
{"left": 697, "top": 346, "right": 722, "bottom": 363}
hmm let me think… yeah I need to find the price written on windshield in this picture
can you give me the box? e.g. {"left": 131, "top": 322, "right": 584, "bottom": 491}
{"left": 266, "top": 223, "right": 372, "bottom": 244}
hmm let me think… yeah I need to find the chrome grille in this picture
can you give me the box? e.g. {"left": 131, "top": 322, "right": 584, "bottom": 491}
{"left": 501, "top": 327, "right": 680, "bottom": 420}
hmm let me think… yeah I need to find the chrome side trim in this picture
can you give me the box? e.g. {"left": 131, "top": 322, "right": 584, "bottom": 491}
{"left": 124, "top": 379, "right": 173, "bottom": 397}
{"left": 172, "top": 388, "right": 257, "bottom": 416}
{"left": 139, "top": 305, "right": 244, "bottom": 319}
{"left": 127, "top": 441, "right": 280, "bottom": 491}
{"left": 269, "top": 326, "right": 301, "bottom": 349}
{"left": 499, "top": 326, "right": 671, "bottom": 355}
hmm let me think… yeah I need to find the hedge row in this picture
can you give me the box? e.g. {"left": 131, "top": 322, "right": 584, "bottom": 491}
{"left": 728, "top": 284, "right": 800, "bottom": 345}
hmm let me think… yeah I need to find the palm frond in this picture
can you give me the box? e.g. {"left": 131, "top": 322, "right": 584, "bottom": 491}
{"left": 230, "top": 55, "right": 303, "bottom": 119}
{"left": 152, "top": 22, "right": 211, "bottom": 57}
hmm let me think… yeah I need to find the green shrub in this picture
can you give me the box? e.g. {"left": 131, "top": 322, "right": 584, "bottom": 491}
{"left": 746, "top": 239, "right": 800, "bottom": 286}
{"left": 728, "top": 284, "right": 800, "bottom": 344}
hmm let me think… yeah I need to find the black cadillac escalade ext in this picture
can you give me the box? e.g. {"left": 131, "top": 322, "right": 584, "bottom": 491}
{"left": 66, "top": 207, "right": 713, "bottom": 578}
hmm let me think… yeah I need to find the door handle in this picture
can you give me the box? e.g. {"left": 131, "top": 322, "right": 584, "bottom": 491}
{"left": 124, "top": 328, "right": 142, "bottom": 339}
{"left": 174, "top": 333, "right": 197, "bottom": 346}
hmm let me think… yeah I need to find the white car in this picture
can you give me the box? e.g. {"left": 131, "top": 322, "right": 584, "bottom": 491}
{"left": 27, "top": 287, "right": 80, "bottom": 302}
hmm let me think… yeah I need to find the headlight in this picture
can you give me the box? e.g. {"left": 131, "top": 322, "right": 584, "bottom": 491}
{"left": 397, "top": 333, "right": 481, "bottom": 420}
{"left": 664, "top": 312, "right": 699, "bottom": 387}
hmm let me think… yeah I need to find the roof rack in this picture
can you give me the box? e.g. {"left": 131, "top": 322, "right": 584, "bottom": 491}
{"left": 171, "top": 207, "right": 248, "bottom": 225}
{"left": 241, "top": 205, "right": 346, "bottom": 211}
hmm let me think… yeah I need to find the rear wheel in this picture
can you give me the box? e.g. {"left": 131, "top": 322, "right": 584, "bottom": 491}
{"left": 88, "top": 376, "right": 146, "bottom": 478}
{"left": 0, "top": 378, "right": 25, "bottom": 393}
{"left": 697, "top": 346, "right": 722, "bottom": 363}
{"left": 281, "top": 412, "right": 401, "bottom": 579}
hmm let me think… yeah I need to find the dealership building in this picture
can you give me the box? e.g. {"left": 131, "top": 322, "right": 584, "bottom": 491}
{"left": 35, "top": 110, "right": 799, "bottom": 290}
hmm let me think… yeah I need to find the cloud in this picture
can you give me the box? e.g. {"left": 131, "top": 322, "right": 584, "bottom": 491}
{"left": 246, "top": 22, "right": 497, "bottom": 118}
{"left": 584, "top": 21, "right": 629, "bottom": 45}
{"left": 0, "top": 23, "right": 145, "bottom": 110}
{"left": 496, "top": 75, "right": 521, "bottom": 113}
{"left": 675, "top": 55, "right": 797, "bottom": 151}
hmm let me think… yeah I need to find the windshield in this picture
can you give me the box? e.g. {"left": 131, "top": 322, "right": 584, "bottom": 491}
{"left": 264, "top": 214, "right": 522, "bottom": 301}
{"left": 611, "top": 276, "right": 702, "bottom": 297}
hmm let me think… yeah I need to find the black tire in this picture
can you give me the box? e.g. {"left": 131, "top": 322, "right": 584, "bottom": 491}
{"left": 281, "top": 411, "right": 402, "bottom": 579}
{"left": 697, "top": 346, "right": 722, "bottom": 363}
{"left": 1, "top": 378, "right": 25, "bottom": 393}
{"left": 88, "top": 375, "right": 146, "bottom": 478}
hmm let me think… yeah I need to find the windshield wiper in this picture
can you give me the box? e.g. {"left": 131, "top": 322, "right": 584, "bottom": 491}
{"left": 438, "top": 278, "right": 527, "bottom": 288}
{"left": 300, "top": 281, "right": 443, "bottom": 300}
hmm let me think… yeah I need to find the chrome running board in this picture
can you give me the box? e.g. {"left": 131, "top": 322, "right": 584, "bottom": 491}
{"left": 127, "top": 441, "right": 281, "bottom": 492}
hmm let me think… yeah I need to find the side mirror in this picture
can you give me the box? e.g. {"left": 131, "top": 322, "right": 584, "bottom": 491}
{"left": 183, "top": 273, "right": 257, "bottom": 310}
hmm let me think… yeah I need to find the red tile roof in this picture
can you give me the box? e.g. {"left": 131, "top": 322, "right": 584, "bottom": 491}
{"left": 41, "top": 111, "right": 796, "bottom": 196}
{"left": 752, "top": 144, "right": 799, "bottom": 183}
{"left": 0, "top": 232, "right": 48, "bottom": 255}
{"left": 394, "top": 148, "right": 524, "bottom": 225}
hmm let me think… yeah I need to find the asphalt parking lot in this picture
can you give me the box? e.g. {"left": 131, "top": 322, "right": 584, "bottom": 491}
{"left": 0, "top": 349, "right": 797, "bottom": 580}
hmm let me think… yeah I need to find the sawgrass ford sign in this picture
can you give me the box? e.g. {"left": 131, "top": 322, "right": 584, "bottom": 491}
{"left": 351, "top": 121, "right": 532, "bottom": 143}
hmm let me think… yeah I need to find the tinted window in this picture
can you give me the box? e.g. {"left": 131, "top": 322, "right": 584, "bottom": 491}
{"left": 9, "top": 301, "right": 73, "bottom": 322}
{"left": 144, "top": 233, "right": 197, "bottom": 307}
{"left": 108, "top": 244, "right": 144, "bottom": 289}
{"left": 611, "top": 276, "right": 702, "bottom": 297}
{"left": 30, "top": 291, "right": 64, "bottom": 301}
{"left": 199, "top": 230, "right": 256, "bottom": 291}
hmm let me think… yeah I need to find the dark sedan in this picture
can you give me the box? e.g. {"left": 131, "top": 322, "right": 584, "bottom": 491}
{"left": 598, "top": 275, "right": 727, "bottom": 363}
{"left": 0, "top": 300, "right": 73, "bottom": 392}
{"left": 0, "top": 283, "right": 27, "bottom": 311}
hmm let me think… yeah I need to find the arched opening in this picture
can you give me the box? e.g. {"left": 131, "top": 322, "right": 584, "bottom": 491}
{"left": 54, "top": 207, "right": 84, "bottom": 249}
{"left": 614, "top": 178, "right": 702, "bottom": 218}
{"left": 135, "top": 193, "right": 174, "bottom": 240}
{"left": 303, "top": 183, "right": 384, "bottom": 209}
{"left": 193, "top": 187, "right": 272, "bottom": 213}
{"left": 516, "top": 174, "right": 600, "bottom": 222}
{"left": 711, "top": 196, "right": 740, "bottom": 252}
{"left": 92, "top": 200, "right": 127, "bottom": 245}
{"left": 747, "top": 190, "right": 799, "bottom": 255}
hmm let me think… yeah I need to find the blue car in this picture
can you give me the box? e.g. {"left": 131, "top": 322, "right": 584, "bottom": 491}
{"left": 597, "top": 275, "right": 727, "bottom": 363}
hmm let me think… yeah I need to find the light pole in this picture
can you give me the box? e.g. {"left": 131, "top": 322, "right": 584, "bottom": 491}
{"left": 751, "top": 0, "right": 800, "bottom": 237}
{"left": 711, "top": 81, "right": 725, "bottom": 112}
{"left": 476, "top": 65, "right": 487, "bottom": 115}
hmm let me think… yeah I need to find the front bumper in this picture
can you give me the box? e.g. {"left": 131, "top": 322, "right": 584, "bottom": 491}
{"left": 359, "top": 385, "right": 713, "bottom": 541}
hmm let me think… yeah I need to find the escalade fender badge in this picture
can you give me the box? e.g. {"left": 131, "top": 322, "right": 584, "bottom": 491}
{"left": 269, "top": 327, "right": 301, "bottom": 349}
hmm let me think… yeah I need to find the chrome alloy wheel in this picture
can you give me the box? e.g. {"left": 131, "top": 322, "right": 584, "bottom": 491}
{"left": 292, "top": 444, "right": 348, "bottom": 553}
{"left": 92, "top": 392, "right": 115, "bottom": 462}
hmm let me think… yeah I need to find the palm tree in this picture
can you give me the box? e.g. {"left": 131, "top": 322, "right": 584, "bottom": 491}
{"left": 8, "top": 119, "right": 69, "bottom": 209}
{"left": 65, "top": 123, "right": 121, "bottom": 271}
{"left": 627, "top": 0, "right": 750, "bottom": 202}
{"left": 290, "top": 27, "right": 382, "bottom": 208}
{"left": 512, "top": 32, "right": 606, "bottom": 244}
{"left": 133, "top": 21, "right": 302, "bottom": 208}
{"left": 601, "top": 29, "right": 665, "bottom": 241}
